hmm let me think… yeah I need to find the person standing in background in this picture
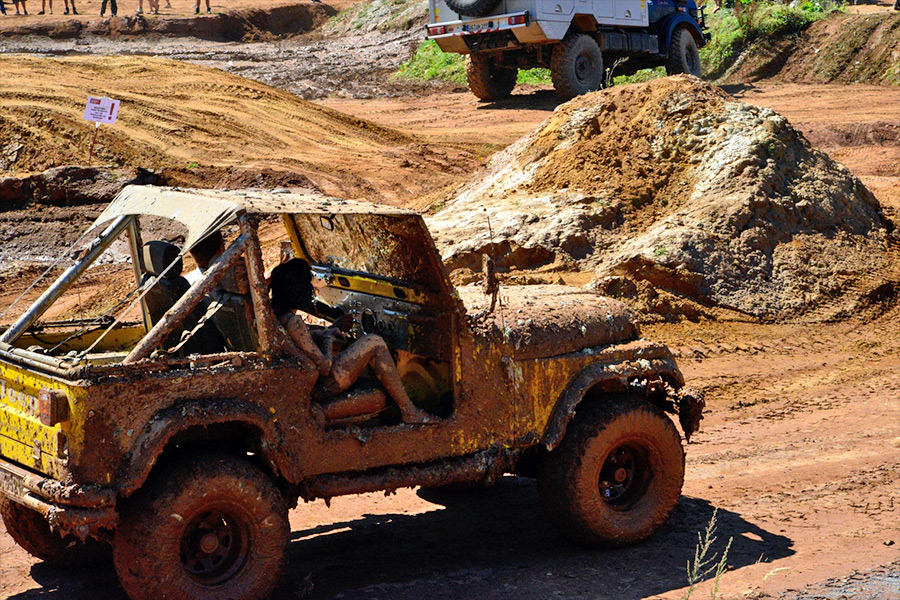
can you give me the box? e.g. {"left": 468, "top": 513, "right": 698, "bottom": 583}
{"left": 63, "top": 0, "right": 77, "bottom": 13}
{"left": 99, "top": 0, "right": 115, "bottom": 15}
{"left": 37, "top": 0, "right": 50, "bottom": 14}
{"left": 194, "top": 0, "right": 209, "bottom": 13}
{"left": 12, "top": 0, "right": 27, "bottom": 15}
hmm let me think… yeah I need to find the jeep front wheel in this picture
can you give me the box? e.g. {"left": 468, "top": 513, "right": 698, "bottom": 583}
{"left": 113, "top": 452, "right": 290, "bottom": 600}
{"left": 1, "top": 497, "right": 109, "bottom": 567}
{"left": 538, "top": 397, "right": 684, "bottom": 546}
{"left": 466, "top": 54, "right": 517, "bottom": 101}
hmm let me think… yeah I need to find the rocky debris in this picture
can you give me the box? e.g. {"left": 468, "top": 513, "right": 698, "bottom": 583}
{"left": 0, "top": 166, "right": 163, "bottom": 207}
{"left": 429, "top": 76, "right": 898, "bottom": 321}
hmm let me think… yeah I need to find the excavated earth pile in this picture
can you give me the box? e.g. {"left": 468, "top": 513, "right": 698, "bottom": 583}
{"left": 429, "top": 76, "right": 898, "bottom": 321}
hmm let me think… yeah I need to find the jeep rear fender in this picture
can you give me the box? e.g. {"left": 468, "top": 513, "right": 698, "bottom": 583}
{"left": 541, "top": 356, "right": 683, "bottom": 450}
{"left": 116, "top": 399, "right": 288, "bottom": 497}
{"left": 659, "top": 15, "right": 705, "bottom": 51}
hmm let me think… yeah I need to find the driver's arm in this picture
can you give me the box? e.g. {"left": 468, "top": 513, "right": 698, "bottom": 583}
{"left": 285, "top": 315, "right": 332, "bottom": 377}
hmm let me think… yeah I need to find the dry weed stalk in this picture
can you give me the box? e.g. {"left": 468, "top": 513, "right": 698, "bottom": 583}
{"left": 683, "top": 509, "right": 734, "bottom": 600}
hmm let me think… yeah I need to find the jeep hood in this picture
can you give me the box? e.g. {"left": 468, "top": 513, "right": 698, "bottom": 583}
{"left": 457, "top": 284, "right": 641, "bottom": 360}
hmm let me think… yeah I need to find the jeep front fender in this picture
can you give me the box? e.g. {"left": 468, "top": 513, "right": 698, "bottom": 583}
{"left": 116, "top": 399, "right": 288, "bottom": 497}
{"left": 541, "top": 346, "right": 683, "bottom": 450}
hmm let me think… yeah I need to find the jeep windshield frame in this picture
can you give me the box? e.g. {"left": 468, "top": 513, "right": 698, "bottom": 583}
{"left": 0, "top": 186, "right": 453, "bottom": 375}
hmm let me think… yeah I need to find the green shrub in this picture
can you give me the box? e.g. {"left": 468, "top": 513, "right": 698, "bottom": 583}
{"left": 517, "top": 68, "right": 551, "bottom": 85}
{"left": 700, "top": 1, "right": 843, "bottom": 78}
{"left": 396, "top": 40, "right": 467, "bottom": 84}
{"left": 397, "top": 43, "right": 552, "bottom": 86}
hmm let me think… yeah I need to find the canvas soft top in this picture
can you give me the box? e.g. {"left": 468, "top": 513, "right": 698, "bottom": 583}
{"left": 92, "top": 186, "right": 417, "bottom": 252}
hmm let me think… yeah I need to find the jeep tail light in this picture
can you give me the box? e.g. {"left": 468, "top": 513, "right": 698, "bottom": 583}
{"left": 39, "top": 388, "right": 69, "bottom": 427}
{"left": 508, "top": 15, "right": 526, "bottom": 25}
{"left": 428, "top": 25, "right": 446, "bottom": 35}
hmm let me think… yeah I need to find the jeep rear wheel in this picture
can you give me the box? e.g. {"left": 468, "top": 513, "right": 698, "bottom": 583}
{"left": 1, "top": 497, "right": 109, "bottom": 567}
{"left": 666, "top": 27, "right": 702, "bottom": 77}
{"left": 113, "top": 453, "right": 289, "bottom": 600}
{"left": 466, "top": 54, "right": 517, "bottom": 101}
{"left": 551, "top": 34, "right": 604, "bottom": 100}
{"left": 538, "top": 397, "right": 684, "bottom": 546}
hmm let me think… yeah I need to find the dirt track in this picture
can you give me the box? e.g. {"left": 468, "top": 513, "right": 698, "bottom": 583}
{"left": 1, "top": 5, "right": 900, "bottom": 599}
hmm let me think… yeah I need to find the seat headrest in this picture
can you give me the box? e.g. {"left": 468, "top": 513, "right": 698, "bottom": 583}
{"left": 142, "top": 241, "right": 183, "bottom": 279}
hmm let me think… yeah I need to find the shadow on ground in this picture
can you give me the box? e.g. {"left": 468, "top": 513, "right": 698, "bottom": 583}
{"left": 477, "top": 89, "right": 559, "bottom": 112}
{"left": 7, "top": 477, "right": 792, "bottom": 599}
{"left": 278, "top": 477, "right": 793, "bottom": 600}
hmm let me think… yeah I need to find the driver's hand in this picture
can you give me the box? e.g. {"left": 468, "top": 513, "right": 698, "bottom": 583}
{"left": 333, "top": 313, "right": 355, "bottom": 333}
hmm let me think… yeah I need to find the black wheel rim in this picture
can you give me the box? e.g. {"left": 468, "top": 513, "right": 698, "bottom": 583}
{"left": 181, "top": 509, "right": 250, "bottom": 585}
{"left": 598, "top": 442, "right": 652, "bottom": 510}
{"left": 575, "top": 53, "right": 592, "bottom": 84}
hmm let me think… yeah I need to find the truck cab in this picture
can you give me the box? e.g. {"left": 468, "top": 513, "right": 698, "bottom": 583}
{"left": 427, "top": 0, "right": 709, "bottom": 100}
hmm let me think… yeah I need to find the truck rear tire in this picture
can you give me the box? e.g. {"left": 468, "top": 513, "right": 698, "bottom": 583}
{"left": 551, "top": 34, "right": 604, "bottom": 101}
{"left": 537, "top": 396, "right": 684, "bottom": 547}
{"left": 113, "top": 452, "right": 290, "bottom": 600}
{"left": 665, "top": 27, "right": 702, "bottom": 77}
{"left": 466, "top": 54, "right": 517, "bottom": 101}
{"left": 445, "top": 0, "right": 502, "bottom": 17}
{"left": 1, "top": 497, "right": 109, "bottom": 567}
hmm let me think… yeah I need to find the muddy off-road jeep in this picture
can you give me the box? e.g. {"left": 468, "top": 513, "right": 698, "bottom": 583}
{"left": 0, "top": 186, "right": 702, "bottom": 600}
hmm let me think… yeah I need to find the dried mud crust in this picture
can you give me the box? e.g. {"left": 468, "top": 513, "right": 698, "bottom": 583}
{"left": 537, "top": 396, "right": 685, "bottom": 547}
{"left": 0, "top": 497, "right": 110, "bottom": 568}
{"left": 457, "top": 284, "right": 640, "bottom": 359}
{"left": 429, "top": 76, "right": 899, "bottom": 321}
{"left": 112, "top": 452, "right": 290, "bottom": 600}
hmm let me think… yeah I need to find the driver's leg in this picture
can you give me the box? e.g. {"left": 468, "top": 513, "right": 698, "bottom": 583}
{"left": 326, "top": 335, "right": 436, "bottom": 424}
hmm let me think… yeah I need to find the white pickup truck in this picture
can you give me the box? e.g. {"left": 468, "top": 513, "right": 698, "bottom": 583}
{"left": 427, "top": 0, "right": 709, "bottom": 100}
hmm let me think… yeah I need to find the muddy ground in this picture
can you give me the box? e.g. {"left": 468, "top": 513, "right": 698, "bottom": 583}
{"left": 1, "top": 3, "right": 899, "bottom": 599}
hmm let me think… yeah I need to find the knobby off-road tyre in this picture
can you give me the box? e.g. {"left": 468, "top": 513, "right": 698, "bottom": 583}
{"left": 445, "top": 0, "right": 501, "bottom": 17}
{"left": 550, "top": 34, "right": 604, "bottom": 101}
{"left": 113, "top": 452, "right": 290, "bottom": 600}
{"left": 538, "top": 396, "right": 685, "bottom": 547}
{"left": 665, "top": 27, "right": 702, "bottom": 77}
{"left": 466, "top": 54, "right": 517, "bottom": 101}
{"left": 1, "top": 497, "right": 110, "bottom": 567}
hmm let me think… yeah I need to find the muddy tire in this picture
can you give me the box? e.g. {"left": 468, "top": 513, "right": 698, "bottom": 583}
{"left": 665, "top": 27, "right": 702, "bottom": 77}
{"left": 445, "top": 0, "right": 501, "bottom": 17}
{"left": 1, "top": 497, "right": 109, "bottom": 567}
{"left": 113, "top": 453, "right": 290, "bottom": 600}
{"left": 550, "top": 34, "right": 604, "bottom": 101}
{"left": 538, "top": 396, "right": 684, "bottom": 547}
{"left": 466, "top": 54, "right": 517, "bottom": 101}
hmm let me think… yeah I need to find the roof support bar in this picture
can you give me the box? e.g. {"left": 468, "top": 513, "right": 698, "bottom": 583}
{"left": 239, "top": 215, "right": 277, "bottom": 357}
{"left": 0, "top": 215, "right": 132, "bottom": 346}
{"left": 123, "top": 233, "right": 250, "bottom": 364}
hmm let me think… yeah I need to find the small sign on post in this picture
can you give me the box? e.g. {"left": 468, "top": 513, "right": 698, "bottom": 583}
{"left": 83, "top": 96, "right": 121, "bottom": 166}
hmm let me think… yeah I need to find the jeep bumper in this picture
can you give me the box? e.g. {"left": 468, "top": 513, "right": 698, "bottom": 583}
{"left": 0, "top": 456, "right": 117, "bottom": 540}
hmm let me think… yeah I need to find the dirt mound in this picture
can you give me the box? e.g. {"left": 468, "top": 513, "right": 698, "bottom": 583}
{"left": 0, "top": 55, "right": 476, "bottom": 204}
{"left": 722, "top": 13, "right": 900, "bottom": 85}
{"left": 429, "top": 76, "right": 898, "bottom": 321}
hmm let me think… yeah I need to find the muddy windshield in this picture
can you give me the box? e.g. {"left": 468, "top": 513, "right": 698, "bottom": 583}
{"left": 292, "top": 213, "right": 444, "bottom": 291}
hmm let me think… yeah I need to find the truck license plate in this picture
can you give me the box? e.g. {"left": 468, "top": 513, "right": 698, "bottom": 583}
{"left": 0, "top": 467, "right": 25, "bottom": 501}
